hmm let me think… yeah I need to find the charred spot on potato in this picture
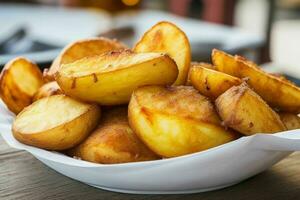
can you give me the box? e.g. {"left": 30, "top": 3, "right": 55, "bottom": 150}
{"left": 71, "top": 78, "right": 76, "bottom": 89}
{"left": 204, "top": 77, "right": 210, "bottom": 91}
{"left": 248, "top": 122, "right": 254, "bottom": 128}
{"left": 92, "top": 73, "right": 98, "bottom": 83}
{"left": 242, "top": 77, "right": 250, "bottom": 82}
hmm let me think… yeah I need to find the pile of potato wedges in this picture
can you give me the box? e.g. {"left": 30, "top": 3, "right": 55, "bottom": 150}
{"left": 1, "top": 21, "right": 300, "bottom": 164}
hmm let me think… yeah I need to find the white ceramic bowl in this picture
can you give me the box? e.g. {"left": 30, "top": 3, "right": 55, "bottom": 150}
{"left": 1, "top": 103, "right": 300, "bottom": 194}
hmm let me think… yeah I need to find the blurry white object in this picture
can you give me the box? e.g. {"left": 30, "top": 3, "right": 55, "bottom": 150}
{"left": 234, "top": 0, "right": 269, "bottom": 38}
{"left": 0, "top": 3, "right": 111, "bottom": 65}
{"left": 270, "top": 20, "right": 300, "bottom": 77}
{"left": 1, "top": 102, "right": 300, "bottom": 194}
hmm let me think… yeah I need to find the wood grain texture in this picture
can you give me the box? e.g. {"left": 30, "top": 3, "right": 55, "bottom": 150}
{"left": 1, "top": 136, "right": 300, "bottom": 200}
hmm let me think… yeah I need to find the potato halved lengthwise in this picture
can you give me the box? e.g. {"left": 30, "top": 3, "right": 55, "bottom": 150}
{"left": 212, "top": 49, "right": 300, "bottom": 113}
{"left": 56, "top": 50, "right": 178, "bottom": 105}
{"left": 12, "top": 95, "right": 101, "bottom": 150}
{"left": 190, "top": 64, "right": 242, "bottom": 99}
{"left": 69, "top": 107, "right": 159, "bottom": 164}
{"left": 33, "top": 81, "right": 62, "bottom": 101}
{"left": 279, "top": 112, "right": 300, "bottom": 130}
{"left": 0, "top": 57, "right": 44, "bottom": 114}
{"left": 134, "top": 21, "right": 191, "bottom": 85}
{"left": 44, "top": 37, "right": 126, "bottom": 82}
{"left": 215, "top": 84, "right": 286, "bottom": 135}
{"left": 128, "top": 86, "right": 237, "bottom": 158}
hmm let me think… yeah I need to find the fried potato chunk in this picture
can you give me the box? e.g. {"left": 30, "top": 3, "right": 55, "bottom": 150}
{"left": 69, "top": 107, "right": 159, "bottom": 164}
{"left": 33, "top": 81, "right": 62, "bottom": 101}
{"left": 215, "top": 84, "right": 286, "bottom": 135}
{"left": 128, "top": 85, "right": 237, "bottom": 158}
{"left": 212, "top": 49, "right": 300, "bottom": 113}
{"left": 0, "top": 57, "right": 44, "bottom": 114}
{"left": 186, "top": 62, "right": 214, "bottom": 85}
{"left": 12, "top": 95, "right": 100, "bottom": 150}
{"left": 56, "top": 50, "right": 178, "bottom": 105}
{"left": 44, "top": 37, "right": 126, "bottom": 81}
{"left": 279, "top": 112, "right": 300, "bottom": 130}
{"left": 190, "top": 64, "right": 242, "bottom": 99}
{"left": 134, "top": 21, "right": 191, "bottom": 85}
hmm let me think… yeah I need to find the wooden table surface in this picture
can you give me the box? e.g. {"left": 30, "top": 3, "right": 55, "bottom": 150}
{"left": 1, "top": 136, "right": 300, "bottom": 200}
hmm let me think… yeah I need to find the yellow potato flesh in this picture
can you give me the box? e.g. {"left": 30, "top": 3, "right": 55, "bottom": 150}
{"left": 216, "top": 84, "right": 286, "bottom": 135}
{"left": 12, "top": 95, "right": 100, "bottom": 150}
{"left": 56, "top": 51, "right": 178, "bottom": 105}
{"left": 212, "top": 49, "right": 300, "bottom": 113}
{"left": 0, "top": 57, "right": 44, "bottom": 114}
{"left": 128, "top": 86, "right": 237, "bottom": 158}
{"left": 190, "top": 65, "right": 242, "bottom": 99}
{"left": 134, "top": 21, "right": 191, "bottom": 85}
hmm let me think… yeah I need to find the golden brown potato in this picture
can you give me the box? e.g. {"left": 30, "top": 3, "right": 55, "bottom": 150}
{"left": 134, "top": 21, "right": 191, "bottom": 85}
{"left": 56, "top": 50, "right": 178, "bottom": 105}
{"left": 190, "top": 64, "right": 242, "bottom": 99}
{"left": 212, "top": 49, "right": 300, "bottom": 113}
{"left": 69, "top": 107, "right": 159, "bottom": 164}
{"left": 128, "top": 85, "right": 237, "bottom": 158}
{"left": 33, "top": 81, "right": 62, "bottom": 101}
{"left": 279, "top": 112, "right": 300, "bottom": 130}
{"left": 12, "top": 95, "right": 100, "bottom": 150}
{"left": 215, "top": 84, "right": 286, "bottom": 135}
{"left": 44, "top": 37, "right": 126, "bottom": 82}
{"left": 191, "top": 62, "right": 215, "bottom": 70}
{"left": 0, "top": 57, "right": 44, "bottom": 114}
{"left": 186, "top": 62, "right": 214, "bottom": 85}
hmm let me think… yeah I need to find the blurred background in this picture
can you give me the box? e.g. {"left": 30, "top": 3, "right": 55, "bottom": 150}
{"left": 0, "top": 0, "right": 300, "bottom": 83}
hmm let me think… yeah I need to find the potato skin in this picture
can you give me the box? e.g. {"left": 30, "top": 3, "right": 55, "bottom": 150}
{"left": 279, "top": 112, "right": 300, "bottom": 130}
{"left": 190, "top": 65, "right": 242, "bottom": 99}
{"left": 215, "top": 84, "right": 286, "bottom": 135}
{"left": 69, "top": 107, "right": 159, "bottom": 164}
{"left": 134, "top": 21, "right": 191, "bottom": 85}
{"left": 128, "top": 85, "right": 237, "bottom": 158}
{"left": 44, "top": 37, "right": 126, "bottom": 82}
{"left": 0, "top": 57, "right": 44, "bottom": 114}
{"left": 212, "top": 49, "right": 300, "bottom": 113}
{"left": 33, "top": 81, "right": 62, "bottom": 101}
{"left": 56, "top": 50, "right": 178, "bottom": 105}
{"left": 12, "top": 95, "right": 100, "bottom": 150}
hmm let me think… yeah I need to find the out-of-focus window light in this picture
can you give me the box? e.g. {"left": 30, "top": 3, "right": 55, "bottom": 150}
{"left": 122, "top": 0, "right": 140, "bottom": 6}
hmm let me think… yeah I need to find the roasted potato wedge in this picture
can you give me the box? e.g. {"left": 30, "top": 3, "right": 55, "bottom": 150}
{"left": 12, "top": 95, "right": 100, "bottom": 150}
{"left": 134, "top": 21, "right": 191, "bottom": 85}
{"left": 279, "top": 112, "right": 300, "bottom": 130}
{"left": 215, "top": 84, "right": 286, "bottom": 135}
{"left": 128, "top": 85, "right": 237, "bottom": 158}
{"left": 44, "top": 38, "right": 126, "bottom": 81}
{"left": 190, "top": 64, "right": 242, "bottom": 99}
{"left": 212, "top": 49, "right": 300, "bottom": 113}
{"left": 56, "top": 50, "right": 178, "bottom": 105}
{"left": 0, "top": 57, "right": 44, "bottom": 114}
{"left": 186, "top": 62, "right": 214, "bottom": 85}
{"left": 69, "top": 107, "right": 159, "bottom": 164}
{"left": 33, "top": 81, "right": 62, "bottom": 101}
